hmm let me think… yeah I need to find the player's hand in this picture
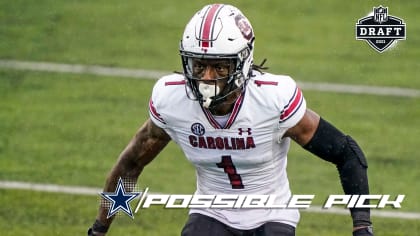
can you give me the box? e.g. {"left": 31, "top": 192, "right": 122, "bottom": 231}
{"left": 353, "top": 226, "right": 374, "bottom": 236}
{"left": 88, "top": 220, "right": 108, "bottom": 236}
{"left": 87, "top": 227, "right": 106, "bottom": 236}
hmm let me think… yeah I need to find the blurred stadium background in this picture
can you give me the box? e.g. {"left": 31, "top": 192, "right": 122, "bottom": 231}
{"left": 0, "top": 0, "right": 419, "bottom": 235}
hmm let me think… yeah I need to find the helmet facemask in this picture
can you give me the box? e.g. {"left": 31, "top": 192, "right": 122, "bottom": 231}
{"left": 180, "top": 48, "right": 251, "bottom": 108}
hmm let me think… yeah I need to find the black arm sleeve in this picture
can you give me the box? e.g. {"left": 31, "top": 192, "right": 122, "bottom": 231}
{"left": 303, "top": 118, "right": 372, "bottom": 227}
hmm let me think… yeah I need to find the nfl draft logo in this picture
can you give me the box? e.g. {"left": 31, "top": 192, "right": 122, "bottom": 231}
{"left": 356, "top": 6, "right": 406, "bottom": 53}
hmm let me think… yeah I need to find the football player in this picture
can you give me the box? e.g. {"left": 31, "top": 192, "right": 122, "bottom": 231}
{"left": 88, "top": 4, "right": 373, "bottom": 236}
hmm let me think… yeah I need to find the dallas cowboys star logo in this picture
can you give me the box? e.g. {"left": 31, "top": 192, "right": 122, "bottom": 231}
{"left": 100, "top": 177, "right": 140, "bottom": 219}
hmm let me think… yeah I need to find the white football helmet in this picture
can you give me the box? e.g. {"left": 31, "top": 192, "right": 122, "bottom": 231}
{"left": 180, "top": 4, "right": 255, "bottom": 108}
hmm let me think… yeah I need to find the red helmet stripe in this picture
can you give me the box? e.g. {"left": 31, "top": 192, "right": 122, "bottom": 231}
{"left": 201, "top": 4, "right": 223, "bottom": 48}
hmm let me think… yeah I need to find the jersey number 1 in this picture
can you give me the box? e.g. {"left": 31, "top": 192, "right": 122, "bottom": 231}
{"left": 216, "top": 155, "right": 244, "bottom": 189}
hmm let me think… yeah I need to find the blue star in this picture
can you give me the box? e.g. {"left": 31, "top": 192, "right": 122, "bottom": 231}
{"left": 101, "top": 177, "right": 140, "bottom": 218}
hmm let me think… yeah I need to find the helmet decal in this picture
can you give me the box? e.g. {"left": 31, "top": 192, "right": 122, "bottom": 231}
{"left": 235, "top": 14, "right": 253, "bottom": 41}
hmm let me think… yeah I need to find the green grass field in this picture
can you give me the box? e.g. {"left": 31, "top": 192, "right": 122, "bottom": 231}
{"left": 1, "top": 0, "right": 419, "bottom": 235}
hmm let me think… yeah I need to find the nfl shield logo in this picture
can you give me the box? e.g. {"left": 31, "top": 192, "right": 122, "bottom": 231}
{"left": 374, "top": 6, "right": 388, "bottom": 23}
{"left": 356, "top": 6, "right": 406, "bottom": 53}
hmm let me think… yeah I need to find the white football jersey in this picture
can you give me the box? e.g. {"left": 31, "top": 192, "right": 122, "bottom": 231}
{"left": 149, "top": 71, "right": 306, "bottom": 229}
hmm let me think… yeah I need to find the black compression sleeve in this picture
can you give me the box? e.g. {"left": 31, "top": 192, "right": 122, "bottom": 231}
{"left": 303, "top": 118, "right": 372, "bottom": 227}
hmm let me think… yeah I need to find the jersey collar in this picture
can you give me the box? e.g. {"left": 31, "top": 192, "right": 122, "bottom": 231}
{"left": 201, "top": 90, "right": 245, "bottom": 129}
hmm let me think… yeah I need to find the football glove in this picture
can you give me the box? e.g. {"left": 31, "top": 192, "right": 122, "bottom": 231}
{"left": 87, "top": 219, "right": 108, "bottom": 236}
{"left": 353, "top": 226, "right": 374, "bottom": 236}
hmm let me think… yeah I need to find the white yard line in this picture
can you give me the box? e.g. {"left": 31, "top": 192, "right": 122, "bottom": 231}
{"left": 1, "top": 180, "right": 419, "bottom": 220}
{"left": 0, "top": 59, "right": 167, "bottom": 80}
{"left": 0, "top": 180, "right": 101, "bottom": 195}
{"left": 1, "top": 59, "right": 419, "bottom": 98}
